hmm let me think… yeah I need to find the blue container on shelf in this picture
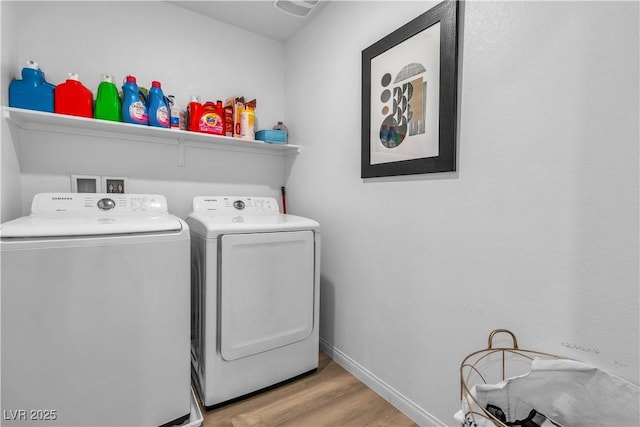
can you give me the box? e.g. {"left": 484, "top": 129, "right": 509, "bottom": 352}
{"left": 255, "top": 129, "right": 287, "bottom": 144}
{"left": 121, "top": 75, "right": 148, "bottom": 125}
{"left": 9, "top": 60, "right": 55, "bottom": 112}
{"left": 147, "top": 81, "right": 170, "bottom": 128}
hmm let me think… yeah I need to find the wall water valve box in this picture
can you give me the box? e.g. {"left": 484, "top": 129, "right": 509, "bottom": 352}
{"left": 255, "top": 129, "right": 287, "bottom": 144}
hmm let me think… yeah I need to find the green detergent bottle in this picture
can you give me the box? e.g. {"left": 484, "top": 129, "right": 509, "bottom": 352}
{"left": 94, "top": 73, "right": 121, "bottom": 121}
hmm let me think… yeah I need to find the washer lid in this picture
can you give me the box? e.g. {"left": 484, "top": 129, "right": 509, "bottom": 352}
{"left": 0, "top": 193, "right": 183, "bottom": 238}
{"left": 186, "top": 213, "right": 319, "bottom": 238}
{"left": 0, "top": 215, "right": 183, "bottom": 238}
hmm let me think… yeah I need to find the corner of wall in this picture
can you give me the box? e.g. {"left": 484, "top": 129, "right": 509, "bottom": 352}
{"left": 319, "top": 338, "right": 448, "bottom": 427}
{"left": 1, "top": 1, "right": 24, "bottom": 222}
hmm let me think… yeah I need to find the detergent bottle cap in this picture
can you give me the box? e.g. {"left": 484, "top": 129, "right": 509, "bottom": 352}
{"left": 151, "top": 81, "right": 161, "bottom": 88}
{"left": 25, "top": 60, "right": 39, "bottom": 70}
{"left": 101, "top": 73, "right": 115, "bottom": 84}
{"left": 67, "top": 73, "right": 80, "bottom": 81}
{"left": 125, "top": 75, "right": 137, "bottom": 84}
{"left": 190, "top": 95, "right": 201, "bottom": 103}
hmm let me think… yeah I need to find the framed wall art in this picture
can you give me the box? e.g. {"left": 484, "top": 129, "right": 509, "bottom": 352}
{"left": 361, "top": 1, "right": 459, "bottom": 178}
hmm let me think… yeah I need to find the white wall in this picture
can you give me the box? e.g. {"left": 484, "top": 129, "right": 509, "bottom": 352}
{"left": 285, "top": 1, "right": 639, "bottom": 424}
{"left": 1, "top": 1, "right": 22, "bottom": 222}
{"left": 3, "top": 0, "right": 639, "bottom": 424}
{"left": 2, "top": 1, "right": 289, "bottom": 219}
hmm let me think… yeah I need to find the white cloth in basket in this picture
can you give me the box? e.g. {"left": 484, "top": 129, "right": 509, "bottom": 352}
{"left": 472, "top": 358, "right": 639, "bottom": 427}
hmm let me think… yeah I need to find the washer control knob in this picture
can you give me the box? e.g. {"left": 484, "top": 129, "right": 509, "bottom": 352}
{"left": 233, "top": 200, "right": 245, "bottom": 210}
{"left": 97, "top": 198, "right": 116, "bottom": 211}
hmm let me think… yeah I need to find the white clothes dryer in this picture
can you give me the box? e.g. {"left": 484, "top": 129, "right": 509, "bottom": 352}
{"left": 1, "top": 193, "right": 191, "bottom": 427}
{"left": 186, "top": 196, "right": 320, "bottom": 409}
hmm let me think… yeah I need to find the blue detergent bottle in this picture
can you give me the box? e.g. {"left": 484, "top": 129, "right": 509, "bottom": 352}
{"left": 147, "top": 81, "right": 170, "bottom": 128}
{"left": 121, "top": 75, "right": 148, "bottom": 125}
{"left": 9, "top": 60, "right": 55, "bottom": 112}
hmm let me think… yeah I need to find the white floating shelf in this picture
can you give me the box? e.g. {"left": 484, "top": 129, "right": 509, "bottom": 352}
{"left": 3, "top": 107, "right": 300, "bottom": 157}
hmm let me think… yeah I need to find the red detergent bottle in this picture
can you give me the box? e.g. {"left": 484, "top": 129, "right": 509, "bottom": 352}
{"left": 54, "top": 73, "right": 94, "bottom": 118}
{"left": 187, "top": 96, "right": 202, "bottom": 132}
{"left": 197, "top": 101, "right": 225, "bottom": 135}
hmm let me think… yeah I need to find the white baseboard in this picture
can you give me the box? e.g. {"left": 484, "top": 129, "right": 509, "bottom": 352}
{"left": 319, "top": 338, "right": 448, "bottom": 427}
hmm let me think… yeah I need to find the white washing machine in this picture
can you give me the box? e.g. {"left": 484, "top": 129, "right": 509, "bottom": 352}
{"left": 186, "top": 196, "right": 320, "bottom": 409}
{"left": 1, "top": 193, "right": 191, "bottom": 427}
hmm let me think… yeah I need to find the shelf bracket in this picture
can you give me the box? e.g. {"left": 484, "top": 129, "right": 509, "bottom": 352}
{"left": 178, "top": 140, "right": 185, "bottom": 167}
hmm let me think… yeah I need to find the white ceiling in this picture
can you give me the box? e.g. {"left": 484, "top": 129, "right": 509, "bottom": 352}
{"left": 166, "top": 1, "right": 328, "bottom": 43}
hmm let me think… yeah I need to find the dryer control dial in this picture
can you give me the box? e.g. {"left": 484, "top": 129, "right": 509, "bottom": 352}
{"left": 233, "top": 200, "right": 246, "bottom": 210}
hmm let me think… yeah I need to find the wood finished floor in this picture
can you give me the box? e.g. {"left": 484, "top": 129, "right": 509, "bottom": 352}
{"left": 199, "top": 352, "right": 417, "bottom": 427}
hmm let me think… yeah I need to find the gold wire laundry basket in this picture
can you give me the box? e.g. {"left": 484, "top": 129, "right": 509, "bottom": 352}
{"left": 459, "top": 329, "right": 567, "bottom": 427}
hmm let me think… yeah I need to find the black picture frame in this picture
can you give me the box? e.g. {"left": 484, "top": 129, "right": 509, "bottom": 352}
{"left": 361, "top": 1, "right": 459, "bottom": 178}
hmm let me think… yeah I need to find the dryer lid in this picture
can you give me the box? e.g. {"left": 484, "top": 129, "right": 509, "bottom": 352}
{"left": 186, "top": 213, "right": 319, "bottom": 238}
{"left": 0, "top": 193, "right": 183, "bottom": 238}
{"left": 186, "top": 196, "right": 320, "bottom": 238}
